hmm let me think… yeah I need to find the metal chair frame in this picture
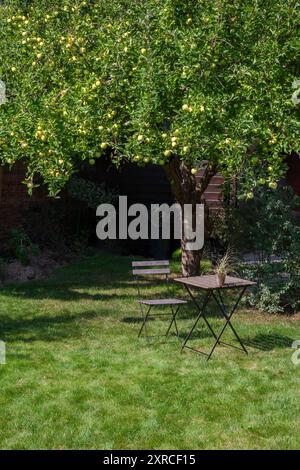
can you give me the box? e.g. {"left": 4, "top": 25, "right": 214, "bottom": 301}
{"left": 132, "top": 260, "right": 187, "bottom": 343}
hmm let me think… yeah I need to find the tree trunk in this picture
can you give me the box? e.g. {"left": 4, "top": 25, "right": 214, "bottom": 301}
{"left": 164, "top": 157, "right": 217, "bottom": 276}
{"left": 181, "top": 237, "right": 202, "bottom": 276}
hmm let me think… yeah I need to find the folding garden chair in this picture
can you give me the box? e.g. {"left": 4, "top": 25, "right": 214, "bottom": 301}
{"left": 132, "top": 260, "right": 187, "bottom": 342}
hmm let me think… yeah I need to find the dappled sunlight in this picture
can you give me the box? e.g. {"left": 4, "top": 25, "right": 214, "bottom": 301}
{"left": 0, "top": 251, "right": 299, "bottom": 449}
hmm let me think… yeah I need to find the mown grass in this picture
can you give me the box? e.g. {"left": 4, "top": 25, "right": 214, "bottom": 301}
{"left": 0, "top": 250, "right": 299, "bottom": 449}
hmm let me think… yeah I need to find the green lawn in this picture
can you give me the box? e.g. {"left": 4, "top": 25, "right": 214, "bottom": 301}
{"left": 0, "top": 251, "right": 299, "bottom": 450}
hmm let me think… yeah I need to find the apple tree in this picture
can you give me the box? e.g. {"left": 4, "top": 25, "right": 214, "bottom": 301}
{"left": 0, "top": 0, "right": 299, "bottom": 275}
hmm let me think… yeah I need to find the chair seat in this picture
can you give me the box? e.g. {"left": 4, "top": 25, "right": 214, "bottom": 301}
{"left": 139, "top": 298, "right": 187, "bottom": 306}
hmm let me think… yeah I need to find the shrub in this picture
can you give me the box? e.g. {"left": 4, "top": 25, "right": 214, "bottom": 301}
{"left": 226, "top": 186, "right": 300, "bottom": 262}
{"left": 238, "top": 261, "right": 300, "bottom": 314}
{"left": 225, "top": 186, "right": 300, "bottom": 313}
{"left": 21, "top": 177, "right": 117, "bottom": 256}
{"left": 67, "top": 176, "right": 117, "bottom": 209}
{"left": 9, "top": 228, "right": 40, "bottom": 266}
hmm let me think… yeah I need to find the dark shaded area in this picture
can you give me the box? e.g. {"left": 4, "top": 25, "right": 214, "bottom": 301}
{"left": 243, "top": 333, "right": 294, "bottom": 351}
{"left": 177, "top": 327, "right": 216, "bottom": 341}
{"left": 285, "top": 153, "right": 300, "bottom": 198}
{"left": 122, "top": 316, "right": 147, "bottom": 324}
{"left": 0, "top": 285, "right": 134, "bottom": 303}
{"left": 0, "top": 310, "right": 101, "bottom": 343}
{"left": 84, "top": 157, "right": 178, "bottom": 258}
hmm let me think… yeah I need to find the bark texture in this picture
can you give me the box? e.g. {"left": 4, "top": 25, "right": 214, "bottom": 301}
{"left": 165, "top": 157, "right": 217, "bottom": 276}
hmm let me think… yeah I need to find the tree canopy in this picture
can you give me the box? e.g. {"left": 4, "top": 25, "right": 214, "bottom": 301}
{"left": 0, "top": 0, "right": 299, "bottom": 196}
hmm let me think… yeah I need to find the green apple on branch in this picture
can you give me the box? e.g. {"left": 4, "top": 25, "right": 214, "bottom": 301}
{"left": 0, "top": 0, "right": 299, "bottom": 274}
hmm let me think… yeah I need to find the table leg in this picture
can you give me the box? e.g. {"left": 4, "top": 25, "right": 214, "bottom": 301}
{"left": 181, "top": 288, "right": 217, "bottom": 355}
{"left": 208, "top": 287, "right": 248, "bottom": 360}
{"left": 185, "top": 286, "right": 219, "bottom": 340}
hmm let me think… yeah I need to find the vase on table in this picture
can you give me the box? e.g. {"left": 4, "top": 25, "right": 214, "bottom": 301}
{"left": 216, "top": 272, "right": 226, "bottom": 287}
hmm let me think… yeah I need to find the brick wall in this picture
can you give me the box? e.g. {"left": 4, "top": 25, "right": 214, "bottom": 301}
{"left": 196, "top": 170, "right": 224, "bottom": 210}
{"left": 0, "top": 162, "right": 47, "bottom": 242}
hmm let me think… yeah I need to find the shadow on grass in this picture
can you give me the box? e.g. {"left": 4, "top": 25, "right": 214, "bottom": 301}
{"left": 0, "top": 282, "right": 138, "bottom": 303}
{"left": 177, "top": 328, "right": 215, "bottom": 341}
{"left": 122, "top": 316, "right": 145, "bottom": 324}
{"left": 0, "top": 310, "right": 101, "bottom": 343}
{"left": 243, "top": 333, "right": 294, "bottom": 351}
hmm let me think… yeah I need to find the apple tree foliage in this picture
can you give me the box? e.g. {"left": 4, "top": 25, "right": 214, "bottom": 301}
{"left": 0, "top": 0, "right": 299, "bottom": 197}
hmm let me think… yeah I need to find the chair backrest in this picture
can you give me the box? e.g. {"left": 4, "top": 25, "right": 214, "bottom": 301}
{"left": 132, "top": 260, "right": 170, "bottom": 277}
{"left": 132, "top": 260, "right": 171, "bottom": 301}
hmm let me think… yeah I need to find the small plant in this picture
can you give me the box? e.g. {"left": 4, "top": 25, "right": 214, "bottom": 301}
{"left": 9, "top": 229, "right": 40, "bottom": 266}
{"left": 67, "top": 229, "right": 93, "bottom": 257}
{"left": 214, "top": 249, "right": 235, "bottom": 287}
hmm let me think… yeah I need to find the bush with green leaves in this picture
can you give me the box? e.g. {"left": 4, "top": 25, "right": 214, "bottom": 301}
{"left": 22, "top": 197, "right": 99, "bottom": 256}
{"left": 238, "top": 261, "right": 300, "bottom": 314}
{"left": 226, "top": 186, "right": 300, "bottom": 262}
{"left": 67, "top": 176, "right": 117, "bottom": 209}
{"left": 9, "top": 228, "right": 40, "bottom": 265}
{"left": 226, "top": 186, "right": 300, "bottom": 313}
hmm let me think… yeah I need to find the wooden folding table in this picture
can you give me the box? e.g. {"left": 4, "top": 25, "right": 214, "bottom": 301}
{"left": 174, "top": 275, "right": 256, "bottom": 360}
